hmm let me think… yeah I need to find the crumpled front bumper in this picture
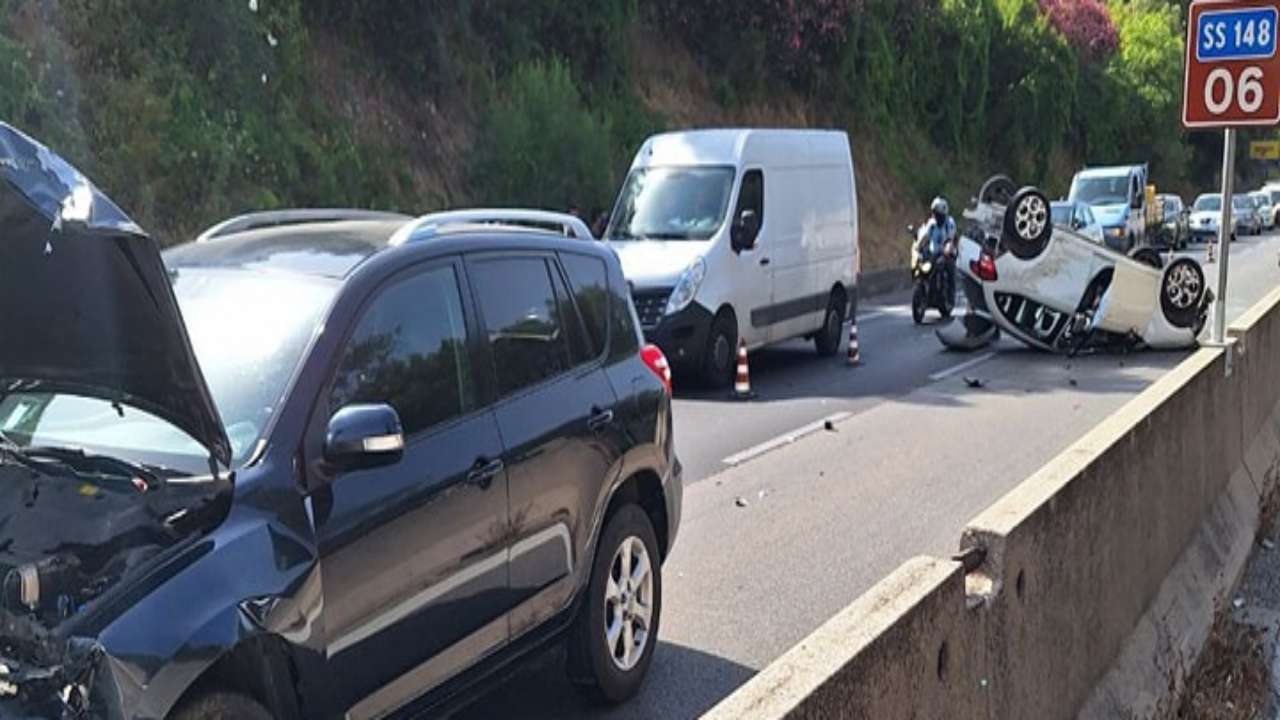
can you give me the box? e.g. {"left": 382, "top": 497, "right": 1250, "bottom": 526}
{"left": 0, "top": 611, "right": 121, "bottom": 720}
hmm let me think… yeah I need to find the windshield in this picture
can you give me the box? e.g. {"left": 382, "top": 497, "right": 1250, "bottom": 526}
{"left": 1070, "top": 176, "right": 1129, "bottom": 206}
{"left": 1195, "top": 196, "right": 1222, "bottom": 212}
{"left": 608, "top": 166, "right": 736, "bottom": 241}
{"left": 0, "top": 268, "right": 336, "bottom": 471}
{"left": 1234, "top": 195, "right": 1252, "bottom": 211}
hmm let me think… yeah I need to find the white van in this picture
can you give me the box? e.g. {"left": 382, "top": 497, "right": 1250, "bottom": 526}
{"left": 604, "top": 129, "right": 858, "bottom": 386}
{"left": 1067, "top": 164, "right": 1149, "bottom": 253}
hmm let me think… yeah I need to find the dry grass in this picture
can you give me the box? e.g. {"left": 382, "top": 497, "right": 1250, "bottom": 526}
{"left": 1173, "top": 613, "right": 1269, "bottom": 720}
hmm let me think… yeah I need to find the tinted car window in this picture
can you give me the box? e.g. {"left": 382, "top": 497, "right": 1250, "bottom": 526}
{"left": 330, "top": 265, "right": 474, "bottom": 436}
{"left": 471, "top": 257, "right": 573, "bottom": 397}
{"left": 561, "top": 253, "right": 610, "bottom": 359}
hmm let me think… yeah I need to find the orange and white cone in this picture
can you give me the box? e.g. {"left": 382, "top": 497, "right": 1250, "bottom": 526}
{"left": 1206, "top": 237, "right": 1216, "bottom": 263}
{"left": 847, "top": 321, "right": 861, "bottom": 366}
{"left": 732, "top": 339, "right": 754, "bottom": 399}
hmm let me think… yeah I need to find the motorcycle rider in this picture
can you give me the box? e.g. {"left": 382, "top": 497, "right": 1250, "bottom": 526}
{"left": 916, "top": 196, "right": 957, "bottom": 298}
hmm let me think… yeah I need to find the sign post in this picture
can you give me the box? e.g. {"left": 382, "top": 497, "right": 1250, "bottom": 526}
{"left": 1183, "top": 0, "right": 1280, "bottom": 344}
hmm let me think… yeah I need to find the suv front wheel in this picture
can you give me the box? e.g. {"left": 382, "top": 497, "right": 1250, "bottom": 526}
{"left": 569, "top": 504, "right": 663, "bottom": 704}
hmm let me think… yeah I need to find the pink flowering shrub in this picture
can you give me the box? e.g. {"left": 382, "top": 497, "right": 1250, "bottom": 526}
{"left": 1038, "top": 0, "right": 1118, "bottom": 62}
{"left": 654, "top": 0, "right": 862, "bottom": 78}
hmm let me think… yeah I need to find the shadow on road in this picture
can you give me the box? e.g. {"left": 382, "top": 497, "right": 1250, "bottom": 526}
{"left": 453, "top": 640, "right": 754, "bottom": 720}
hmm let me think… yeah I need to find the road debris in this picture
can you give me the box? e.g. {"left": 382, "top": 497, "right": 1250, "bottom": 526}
{"left": 734, "top": 497, "right": 749, "bottom": 508}
{"left": 1262, "top": 538, "right": 1275, "bottom": 551}
{"left": 1233, "top": 596, "right": 1246, "bottom": 609}
{"left": 1068, "top": 378, "right": 1078, "bottom": 387}
{"left": 964, "top": 377, "right": 985, "bottom": 389}
{"left": 823, "top": 420, "right": 836, "bottom": 432}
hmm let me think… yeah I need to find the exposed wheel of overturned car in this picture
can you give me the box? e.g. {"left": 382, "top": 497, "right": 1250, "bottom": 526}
{"left": 1160, "top": 258, "right": 1207, "bottom": 329}
{"left": 1129, "top": 247, "right": 1164, "bottom": 270}
{"left": 1001, "top": 187, "right": 1053, "bottom": 260}
{"left": 978, "top": 174, "right": 1018, "bottom": 207}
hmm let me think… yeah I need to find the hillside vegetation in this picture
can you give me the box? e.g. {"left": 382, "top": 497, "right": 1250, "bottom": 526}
{"left": 0, "top": 0, "right": 1258, "bottom": 268}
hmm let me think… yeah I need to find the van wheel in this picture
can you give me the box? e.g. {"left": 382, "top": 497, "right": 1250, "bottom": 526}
{"left": 814, "top": 291, "right": 845, "bottom": 356}
{"left": 170, "top": 692, "right": 272, "bottom": 720}
{"left": 569, "top": 504, "right": 662, "bottom": 705}
{"left": 1001, "top": 187, "right": 1052, "bottom": 260}
{"left": 701, "top": 312, "right": 737, "bottom": 389}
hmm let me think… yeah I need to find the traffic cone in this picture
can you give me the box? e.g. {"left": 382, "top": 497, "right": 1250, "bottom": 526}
{"left": 847, "top": 321, "right": 861, "bottom": 366}
{"left": 1206, "top": 237, "right": 1216, "bottom": 263}
{"left": 732, "top": 339, "right": 754, "bottom": 400}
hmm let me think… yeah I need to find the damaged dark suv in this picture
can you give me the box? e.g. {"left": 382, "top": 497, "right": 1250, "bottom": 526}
{"left": 0, "top": 124, "right": 681, "bottom": 719}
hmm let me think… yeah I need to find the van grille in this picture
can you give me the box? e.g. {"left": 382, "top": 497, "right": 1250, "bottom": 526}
{"left": 631, "top": 289, "right": 672, "bottom": 330}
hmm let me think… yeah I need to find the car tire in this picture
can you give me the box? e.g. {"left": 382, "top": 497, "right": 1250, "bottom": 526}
{"left": 814, "top": 290, "right": 845, "bottom": 356}
{"left": 1129, "top": 247, "right": 1163, "bottom": 269}
{"left": 170, "top": 691, "right": 272, "bottom": 720}
{"left": 911, "top": 284, "right": 927, "bottom": 325}
{"left": 978, "top": 174, "right": 1018, "bottom": 207}
{"left": 569, "top": 504, "right": 662, "bottom": 705}
{"left": 1160, "top": 258, "right": 1207, "bottom": 329}
{"left": 700, "top": 311, "right": 737, "bottom": 389}
{"left": 1001, "top": 187, "right": 1052, "bottom": 260}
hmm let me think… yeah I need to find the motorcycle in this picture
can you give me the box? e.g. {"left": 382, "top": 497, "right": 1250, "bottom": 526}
{"left": 908, "top": 226, "right": 956, "bottom": 324}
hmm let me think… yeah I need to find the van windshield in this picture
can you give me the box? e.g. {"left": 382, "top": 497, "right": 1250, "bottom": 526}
{"left": 1070, "top": 176, "right": 1129, "bottom": 206}
{"left": 608, "top": 166, "right": 736, "bottom": 241}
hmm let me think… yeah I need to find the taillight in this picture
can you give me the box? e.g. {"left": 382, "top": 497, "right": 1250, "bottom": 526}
{"left": 970, "top": 252, "right": 998, "bottom": 282}
{"left": 641, "top": 343, "right": 672, "bottom": 394}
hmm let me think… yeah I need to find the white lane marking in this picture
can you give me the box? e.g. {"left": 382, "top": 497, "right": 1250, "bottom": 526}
{"left": 928, "top": 352, "right": 998, "bottom": 382}
{"left": 858, "top": 311, "right": 889, "bottom": 322}
{"left": 722, "top": 412, "right": 852, "bottom": 467}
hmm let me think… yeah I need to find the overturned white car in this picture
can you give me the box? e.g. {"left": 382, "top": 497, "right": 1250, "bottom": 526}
{"left": 940, "top": 176, "right": 1211, "bottom": 354}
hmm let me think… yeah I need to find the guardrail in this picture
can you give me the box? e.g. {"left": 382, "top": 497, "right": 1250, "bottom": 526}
{"left": 706, "top": 285, "right": 1280, "bottom": 719}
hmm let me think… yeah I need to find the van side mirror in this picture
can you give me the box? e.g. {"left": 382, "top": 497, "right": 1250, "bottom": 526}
{"left": 325, "top": 404, "right": 404, "bottom": 472}
{"left": 731, "top": 209, "right": 760, "bottom": 253}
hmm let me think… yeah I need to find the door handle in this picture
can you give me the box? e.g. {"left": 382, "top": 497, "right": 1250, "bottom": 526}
{"left": 466, "top": 458, "right": 504, "bottom": 489}
{"left": 587, "top": 407, "right": 615, "bottom": 432}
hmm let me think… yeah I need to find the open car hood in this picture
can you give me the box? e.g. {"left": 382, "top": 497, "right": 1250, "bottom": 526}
{"left": 0, "top": 123, "right": 231, "bottom": 467}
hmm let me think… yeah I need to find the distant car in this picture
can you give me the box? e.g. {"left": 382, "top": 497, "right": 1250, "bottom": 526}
{"left": 1263, "top": 184, "right": 1280, "bottom": 226}
{"left": 0, "top": 123, "right": 682, "bottom": 719}
{"left": 1050, "top": 201, "right": 1106, "bottom": 246}
{"left": 941, "top": 176, "right": 1210, "bottom": 355}
{"left": 1154, "top": 194, "right": 1189, "bottom": 250}
{"left": 1250, "top": 191, "right": 1275, "bottom": 232}
{"left": 1236, "top": 193, "right": 1263, "bottom": 236}
{"left": 1189, "top": 193, "right": 1241, "bottom": 243}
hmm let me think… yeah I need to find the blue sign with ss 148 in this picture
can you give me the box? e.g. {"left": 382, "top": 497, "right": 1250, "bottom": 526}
{"left": 1198, "top": 6, "right": 1279, "bottom": 61}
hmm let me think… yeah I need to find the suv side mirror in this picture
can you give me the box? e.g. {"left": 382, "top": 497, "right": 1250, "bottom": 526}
{"left": 325, "top": 404, "right": 405, "bottom": 472}
{"left": 731, "top": 209, "right": 760, "bottom": 253}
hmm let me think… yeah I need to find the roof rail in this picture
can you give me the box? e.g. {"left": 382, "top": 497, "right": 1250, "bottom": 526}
{"left": 196, "top": 209, "right": 412, "bottom": 243}
{"left": 387, "top": 209, "right": 595, "bottom": 247}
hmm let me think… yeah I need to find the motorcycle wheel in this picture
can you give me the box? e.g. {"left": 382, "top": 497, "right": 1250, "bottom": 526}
{"left": 912, "top": 284, "right": 927, "bottom": 325}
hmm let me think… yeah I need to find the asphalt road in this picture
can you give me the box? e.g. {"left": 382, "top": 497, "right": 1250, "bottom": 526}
{"left": 458, "top": 232, "right": 1280, "bottom": 719}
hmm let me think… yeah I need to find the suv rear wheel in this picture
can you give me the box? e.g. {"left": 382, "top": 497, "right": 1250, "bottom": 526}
{"left": 569, "top": 504, "right": 662, "bottom": 704}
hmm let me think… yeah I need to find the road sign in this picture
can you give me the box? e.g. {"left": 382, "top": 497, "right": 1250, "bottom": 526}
{"left": 1251, "top": 139, "right": 1280, "bottom": 158}
{"left": 1184, "top": 1, "right": 1280, "bottom": 128}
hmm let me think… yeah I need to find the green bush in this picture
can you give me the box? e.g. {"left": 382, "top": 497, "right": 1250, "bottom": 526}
{"left": 471, "top": 58, "right": 616, "bottom": 211}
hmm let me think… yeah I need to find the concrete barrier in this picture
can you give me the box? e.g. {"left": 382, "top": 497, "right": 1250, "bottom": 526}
{"left": 704, "top": 287, "right": 1280, "bottom": 720}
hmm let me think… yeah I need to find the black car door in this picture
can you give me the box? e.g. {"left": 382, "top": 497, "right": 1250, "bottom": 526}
{"left": 310, "top": 259, "right": 511, "bottom": 716}
{"left": 465, "top": 252, "right": 625, "bottom": 637}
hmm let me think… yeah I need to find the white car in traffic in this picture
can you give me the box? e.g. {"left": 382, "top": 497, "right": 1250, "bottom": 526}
{"left": 942, "top": 177, "right": 1210, "bottom": 354}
